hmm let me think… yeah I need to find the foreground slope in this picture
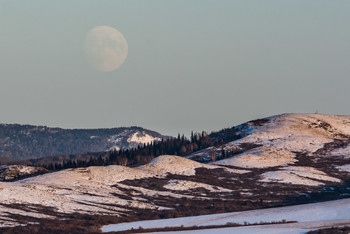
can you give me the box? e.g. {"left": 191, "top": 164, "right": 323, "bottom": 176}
{"left": 102, "top": 198, "right": 350, "bottom": 233}
{"left": 0, "top": 155, "right": 248, "bottom": 228}
{"left": 0, "top": 152, "right": 349, "bottom": 231}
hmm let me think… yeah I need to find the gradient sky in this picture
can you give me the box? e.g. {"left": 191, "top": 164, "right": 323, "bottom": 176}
{"left": 1, "top": 0, "right": 350, "bottom": 136}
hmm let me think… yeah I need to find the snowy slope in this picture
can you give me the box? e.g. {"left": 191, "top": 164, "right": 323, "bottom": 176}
{"left": 212, "top": 146, "right": 297, "bottom": 168}
{"left": 227, "top": 113, "right": 350, "bottom": 156}
{"left": 102, "top": 198, "right": 350, "bottom": 233}
{"left": 260, "top": 166, "right": 341, "bottom": 186}
{"left": 0, "top": 155, "right": 248, "bottom": 227}
{"left": 189, "top": 113, "right": 350, "bottom": 186}
{"left": 192, "top": 113, "right": 350, "bottom": 163}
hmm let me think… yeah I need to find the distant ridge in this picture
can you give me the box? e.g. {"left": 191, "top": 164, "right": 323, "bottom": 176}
{"left": 0, "top": 124, "right": 168, "bottom": 160}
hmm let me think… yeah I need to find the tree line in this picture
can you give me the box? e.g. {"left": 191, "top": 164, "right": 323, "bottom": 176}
{"left": 41, "top": 131, "right": 223, "bottom": 171}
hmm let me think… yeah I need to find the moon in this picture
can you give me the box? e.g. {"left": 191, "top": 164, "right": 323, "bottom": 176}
{"left": 84, "top": 26, "right": 128, "bottom": 72}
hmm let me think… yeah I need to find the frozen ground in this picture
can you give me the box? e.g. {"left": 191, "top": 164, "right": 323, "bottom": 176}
{"left": 102, "top": 198, "right": 350, "bottom": 233}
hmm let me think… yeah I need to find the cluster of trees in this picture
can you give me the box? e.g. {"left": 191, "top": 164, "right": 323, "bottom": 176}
{"left": 41, "top": 131, "right": 220, "bottom": 171}
{"left": 39, "top": 123, "right": 248, "bottom": 172}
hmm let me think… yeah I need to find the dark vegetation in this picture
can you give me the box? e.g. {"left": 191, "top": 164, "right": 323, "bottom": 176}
{"left": 308, "top": 226, "right": 350, "bottom": 234}
{"left": 20, "top": 151, "right": 108, "bottom": 168}
{"left": 0, "top": 121, "right": 248, "bottom": 173}
{"left": 0, "top": 118, "right": 261, "bottom": 172}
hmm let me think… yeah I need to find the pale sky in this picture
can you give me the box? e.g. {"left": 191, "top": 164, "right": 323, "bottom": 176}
{"left": 1, "top": 0, "right": 350, "bottom": 136}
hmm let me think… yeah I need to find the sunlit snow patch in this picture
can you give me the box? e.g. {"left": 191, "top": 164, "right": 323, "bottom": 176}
{"left": 260, "top": 166, "right": 341, "bottom": 186}
{"left": 213, "top": 146, "right": 296, "bottom": 168}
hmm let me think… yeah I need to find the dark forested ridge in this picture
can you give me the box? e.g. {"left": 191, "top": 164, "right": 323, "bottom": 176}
{"left": 0, "top": 120, "right": 249, "bottom": 172}
{"left": 39, "top": 124, "right": 246, "bottom": 171}
{"left": 0, "top": 124, "right": 167, "bottom": 160}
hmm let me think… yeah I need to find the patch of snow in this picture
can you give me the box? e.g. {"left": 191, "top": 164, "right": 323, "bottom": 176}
{"left": 240, "top": 192, "right": 254, "bottom": 197}
{"left": 108, "top": 136, "right": 122, "bottom": 143}
{"left": 142, "top": 155, "right": 249, "bottom": 176}
{"left": 260, "top": 171, "right": 323, "bottom": 186}
{"left": 260, "top": 166, "right": 341, "bottom": 186}
{"left": 331, "top": 146, "right": 350, "bottom": 158}
{"left": 108, "top": 146, "right": 120, "bottom": 151}
{"left": 127, "top": 132, "right": 161, "bottom": 144}
{"left": 312, "top": 114, "right": 350, "bottom": 136}
{"left": 213, "top": 146, "right": 296, "bottom": 168}
{"left": 336, "top": 164, "right": 350, "bottom": 173}
{"left": 108, "top": 130, "right": 130, "bottom": 143}
{"left": 164, "top": 180, "right": 231, "bottom": 193}
{"left": 117, "top": 183, "right": 196, "bottom": 200}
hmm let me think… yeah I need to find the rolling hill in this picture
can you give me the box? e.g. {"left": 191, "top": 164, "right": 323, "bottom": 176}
{"left": 1, "top": 113, "right": 350, "bottom": 233}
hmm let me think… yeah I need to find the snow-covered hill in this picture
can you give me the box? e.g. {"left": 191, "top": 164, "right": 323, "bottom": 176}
{"left": 191, "top": 113, "right": 350, "bottom": 158}
{"left": 190, "top": 113, "right": 350, "bottom": 186}
{"left": 1, "top": 113, "right": 350, "bottom": 233}
{"left": 230, "top": 113, "right": 350, "bottom": 154}
{"left": 0, "top": 155, "right": 248, "bottom": 227}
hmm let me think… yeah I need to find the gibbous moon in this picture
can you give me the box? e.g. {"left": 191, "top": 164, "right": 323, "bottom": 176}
{"left": 84, "top": 26, "right": 128, "bottom": 72}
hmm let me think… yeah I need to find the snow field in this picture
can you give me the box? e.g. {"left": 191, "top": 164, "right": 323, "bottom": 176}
{"left": 102, "top": 198, "right": 350, "bottom": 233}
